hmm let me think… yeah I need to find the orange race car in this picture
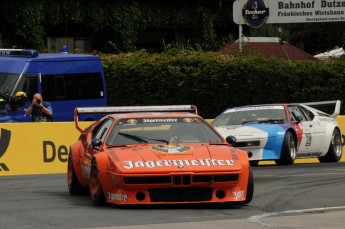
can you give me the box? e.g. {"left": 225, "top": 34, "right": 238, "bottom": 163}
{"left": 68, "top": 105, "right": 253, "bottom": 206}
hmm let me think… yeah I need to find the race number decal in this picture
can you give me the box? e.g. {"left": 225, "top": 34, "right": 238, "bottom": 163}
{"left": 305, "top": 133, "right": 312, "bottom": 147}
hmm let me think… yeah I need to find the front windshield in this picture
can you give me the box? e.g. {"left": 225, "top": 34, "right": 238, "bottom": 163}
{"left": 0, "top": 73, "right": 21, "bottom": 97}
{"left": 106, "top": 117, "right": 224, "bottom": 145}
{"left": 212, "top": 106, "right": 287, "bottom": 126}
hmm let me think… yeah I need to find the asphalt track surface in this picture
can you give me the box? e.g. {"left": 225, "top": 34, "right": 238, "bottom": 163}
{"left": 1, "top": 162, "right": 345, "bottom": 229}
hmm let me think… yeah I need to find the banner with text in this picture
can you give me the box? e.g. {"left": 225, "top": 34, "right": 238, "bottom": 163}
{"left": 233, "top": 0, "right": 345, "bottom": 27}
{"left": 0, "top": 122, "right": 92, "bottom": 176}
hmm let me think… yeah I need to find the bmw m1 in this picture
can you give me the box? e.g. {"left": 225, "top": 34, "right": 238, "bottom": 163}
{"left": 212, "top": 101, "right": 342, "bottom": 165}
{"left": 68, "top": 105, "right": 253, "bottom": 205}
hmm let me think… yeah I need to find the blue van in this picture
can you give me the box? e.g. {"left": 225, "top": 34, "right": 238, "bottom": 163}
{"left": 0, "top": 49, "right": 107, "bottom": 122}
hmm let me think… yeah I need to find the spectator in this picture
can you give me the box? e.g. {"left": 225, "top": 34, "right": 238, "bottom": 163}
{"left": 25, "top": 93, "right": 53, "bottom": 122}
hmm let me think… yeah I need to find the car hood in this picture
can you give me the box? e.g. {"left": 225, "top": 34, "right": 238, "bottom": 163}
{"left": 215, "top": 125, "right": 268, "bottom": 140}
{"left": 106, "top": 143, "right": 244, "bottom": 173}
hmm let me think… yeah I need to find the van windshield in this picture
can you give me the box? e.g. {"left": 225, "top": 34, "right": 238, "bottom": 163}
{"left": 0, "top": 73, "right": 20, "bottom": 96}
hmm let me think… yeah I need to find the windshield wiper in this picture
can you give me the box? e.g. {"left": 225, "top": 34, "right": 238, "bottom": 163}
{"left": 257, "top": 118, "right": 284, "bottom": 124}
{"left": 242, "top": 118, "right": 284, "bottom": 124}
{"left": 118, "top": 133, "right": 148, "bottom": 143}
{"left": 208, "top": 142, "right": 227, "bottom": 145}
{"left": 107, "top": 144, "right": 129, "bottom": 148}
{"left": 241, "top": 120, "right": 257, "bottom": 124}
{"left": 118, "top": 132, "right": 168, "bottom": 144}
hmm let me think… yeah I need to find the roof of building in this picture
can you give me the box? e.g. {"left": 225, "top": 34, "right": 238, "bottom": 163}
{"left": 219, "top": 37, "right": 316, "bottom": 61}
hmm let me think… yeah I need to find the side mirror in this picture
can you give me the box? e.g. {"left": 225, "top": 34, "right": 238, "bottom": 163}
{"left": 291, "top": 111, "right": 303, "bottom": 123}
{"left": 226, "top": 135, "right": 237, "bottom": 145}
{"left": 91, "top": 138, "right": 102, "bottom": 148}
{"left": 296, "top": 116, "right": 303, "bottom": 123}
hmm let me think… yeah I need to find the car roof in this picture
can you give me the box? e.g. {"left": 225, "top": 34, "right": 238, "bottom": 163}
{"left": 225, "top": 104, "right": 286, "bottom": 111}
{"left": 231, "top": 104, "right": 286, "bottom": 108}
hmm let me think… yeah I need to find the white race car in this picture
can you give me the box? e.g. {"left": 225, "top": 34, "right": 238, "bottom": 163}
{"left": 211, "top": 101, "right": 343, "bottom": 165}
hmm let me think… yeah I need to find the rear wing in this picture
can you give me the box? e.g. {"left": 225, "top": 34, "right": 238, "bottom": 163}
{"left": 74, "top": 105, "right": 198, "bottom": 133}
{"left": 302, "top": 100, "right": 341, "bottom": 118}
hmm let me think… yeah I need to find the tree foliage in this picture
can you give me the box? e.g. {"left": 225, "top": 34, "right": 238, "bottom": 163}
{"left": 0, "top": 0, "right": 236, "bottom": 52}
{"left": 101, "top": 48, "right": 345, "bottom": 118}
{"left": 1, "top": 0, "right": 344, "bottom": 54}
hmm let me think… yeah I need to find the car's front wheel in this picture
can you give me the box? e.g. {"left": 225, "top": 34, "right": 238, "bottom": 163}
{"left": 67, "top": 153, "right": 87, "bottom": 195}
{"left": 249, "top": 161, "right": 259, "bottom": 166}
{"left": 89, "top": 160, "right": 106, "bottom": 205}
{"left": 228, "top": 165, "right": 254, "bottom": 206}
{"left": 275, "top": 131, "right": 296, "bottom": 165}
{"left": 318, "top": 128, "right": 342, "bottom": 163}
{"left": 242, "top": 165, "right": 254, "bottom": 205}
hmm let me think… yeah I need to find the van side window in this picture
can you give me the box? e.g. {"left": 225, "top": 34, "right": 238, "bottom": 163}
{"left": 41, "top": 73, "right": 104, "bottom": 101}
{"left": 26, "top": 75, "right": 39, "bottom": 99}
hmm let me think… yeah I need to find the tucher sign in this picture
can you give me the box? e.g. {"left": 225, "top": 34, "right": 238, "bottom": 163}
{"left": 233, "top": 0, "right": 345, "bottom": 27}
{"left": 242, "top": 0, "right": 270, "bottom": 28}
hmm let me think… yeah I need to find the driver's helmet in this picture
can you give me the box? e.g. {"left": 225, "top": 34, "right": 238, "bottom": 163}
{"left": 15, "top": 91, "right": 27, "bottom": 98}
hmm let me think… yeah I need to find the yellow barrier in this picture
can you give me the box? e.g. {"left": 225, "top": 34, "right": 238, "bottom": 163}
{"left": 0, "top": 118, "right": 344, "bottom": 176}
{"left": 0, "top": 122, "right": 92, "bottom": 176}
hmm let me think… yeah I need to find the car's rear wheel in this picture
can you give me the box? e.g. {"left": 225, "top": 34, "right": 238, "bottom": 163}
{"left": 89, "top": 160, "right": 105, "bottom": 205}
{"left": 67, "top": 153, "right": 87, "bottom": 195}
{"left": 318, "top": 128, "right": 342, "bottom": 163}
{"left": 275, "top": 131, "right": 296, "bottom": 165}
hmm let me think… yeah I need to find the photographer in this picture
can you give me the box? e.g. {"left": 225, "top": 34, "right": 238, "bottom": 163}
{"left": 25, "top": 93, "right": 53, "bottom": 122}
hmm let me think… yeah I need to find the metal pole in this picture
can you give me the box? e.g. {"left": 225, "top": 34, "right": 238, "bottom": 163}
{"left": 239, "top": 24, "right": 243, "bottom": 52}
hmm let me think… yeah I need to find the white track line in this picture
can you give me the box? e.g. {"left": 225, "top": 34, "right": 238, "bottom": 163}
{"left": 247, "top": 206, "right": 345, "bottom": 227}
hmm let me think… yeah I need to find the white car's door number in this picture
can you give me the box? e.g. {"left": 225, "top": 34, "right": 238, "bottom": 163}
{"left": 305, "top": 133, "right": 312, "bottom": 147}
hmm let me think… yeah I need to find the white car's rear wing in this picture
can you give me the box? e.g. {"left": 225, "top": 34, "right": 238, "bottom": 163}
{"left": 302, "top": 100, "right": 341, "bottom": 118}
{"left": 74, "top": 105, "right": 198, "bottom": 133}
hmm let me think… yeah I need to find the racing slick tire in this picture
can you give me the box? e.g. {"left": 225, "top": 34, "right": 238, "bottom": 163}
{"left": 67, "top": 153, "right": 87, "bottom": 195}
{"left": 241, "top": 165, "right": 254, "bottom": 205}
{"left": 90, "top": 160, "right": 106, "bottom": 205}
{"left": 249, "top": 161, "right": 259, "bottom": 166}
{"left": 318, "top": 128, "right": 342, "bottom": 163}
{"left": 228, "top": 165, "right": 254, "bottom": 206}
{"left": 275, "top": 131, "right": 296, "bottom": 165}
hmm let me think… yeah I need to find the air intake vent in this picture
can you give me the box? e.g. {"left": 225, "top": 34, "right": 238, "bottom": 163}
{"left": 182, "top": 175, "right": 191, "bottom": 185}
{"left": 173, "top": 175, "right": 181, "bottom": 185}
{"left": 149, "top": 187, "right": 213, "bottom": 202}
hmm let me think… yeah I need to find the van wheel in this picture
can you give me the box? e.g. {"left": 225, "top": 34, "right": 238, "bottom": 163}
{"left": 318, "top": 128, "right": 342, "bottom": 163}
{"left": 89, "top": 160, "right": 105, "bottom": 205}
{"left": 275, "top": 131, "right": 296, "bottom": 165}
